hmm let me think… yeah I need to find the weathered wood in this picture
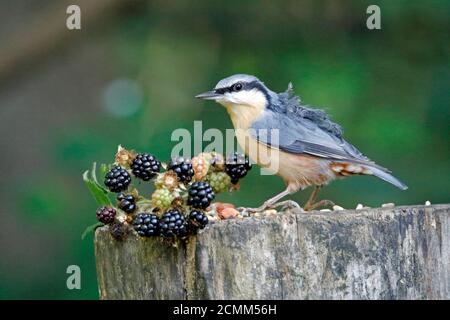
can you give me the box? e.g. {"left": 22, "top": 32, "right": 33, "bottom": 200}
{"left": 95, "top": 204, "right": 450, "bottom": 299}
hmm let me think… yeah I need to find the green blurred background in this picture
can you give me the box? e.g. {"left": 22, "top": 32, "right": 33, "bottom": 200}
{"left": 0, "top": 0, "right": 448, "bottom": 299}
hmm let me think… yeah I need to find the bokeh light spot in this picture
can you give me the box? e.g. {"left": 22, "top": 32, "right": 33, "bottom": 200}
{"left": 102, "top": 78, "right": 143, "bottom": 117}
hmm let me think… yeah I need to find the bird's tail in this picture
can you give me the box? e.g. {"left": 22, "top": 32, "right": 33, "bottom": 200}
{"left": 366, "top": 165, "right": 408, "bottom": 190}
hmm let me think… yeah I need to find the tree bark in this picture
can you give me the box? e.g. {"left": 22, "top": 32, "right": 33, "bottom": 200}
{"left": 95, "top": 204, "right": 450, "bottom": 299}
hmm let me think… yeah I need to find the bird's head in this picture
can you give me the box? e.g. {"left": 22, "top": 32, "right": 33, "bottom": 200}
{"left": 196, "top": 74, "right": 272, "bottom": 111}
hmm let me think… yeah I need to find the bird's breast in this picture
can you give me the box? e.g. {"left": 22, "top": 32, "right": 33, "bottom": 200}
{"left": 225, "top": 102, "right": 266, "bottom": 131}
{"left": 234, "top": 129, "right": 335, "bottom": 191}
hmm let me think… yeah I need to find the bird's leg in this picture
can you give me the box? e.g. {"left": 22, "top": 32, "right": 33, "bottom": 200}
{"left": 238, "top": 188, "right": 302, "bottom": 214}
{"left": 305, "top": 199, "right": 335, "bottom": 211}
{"left": 303, "top": 186, "right": 334, "bottom": 211}
{"left": 304, "top": 186, "right": 320, "bottom": 210}
{"left": 270, "top": 200, "right": 302, "bottom": 211}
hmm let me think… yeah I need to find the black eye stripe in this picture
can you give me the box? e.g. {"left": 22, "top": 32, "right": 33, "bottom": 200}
{"left": 215, "top": 87, "right": 229, "bottom": 94}
{"left": 214, "top": 80, "right": 269, "bottom": 100}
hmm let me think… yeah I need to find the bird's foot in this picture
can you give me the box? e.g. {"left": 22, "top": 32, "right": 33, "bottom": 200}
{"left": 238, "top": 200, "right": 303, "bottom": 215}
{"left": 270, "top": 200, "right": 303, "bottom": 212}
{"left": 237, "top": 206, "right": 266, "bottom": 216}
{"left": 304, "top": 199, "right": 335, "bottom": 211}
{"left": 237, "top": 201, "right": 274, "bottom": 216}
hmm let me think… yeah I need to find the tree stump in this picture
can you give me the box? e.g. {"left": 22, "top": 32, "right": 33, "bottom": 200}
{"left": 94, "top": 204, "right": 450, "bottom": 299}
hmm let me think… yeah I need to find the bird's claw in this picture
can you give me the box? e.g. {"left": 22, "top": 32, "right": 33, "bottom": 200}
{"left": 237, "top": 207, "right": 255, "bottom": 217}
{"left": 238, "top": 200, "right": 303, "bottom": 215}
{"left": 304, "top": 199, "right": 335, "bottom": 211}
{"left": 237, "top": 203, "right": 271, "bottom": 216}
{"left": 275, "top": 200, "right": 303, "bottom": 212}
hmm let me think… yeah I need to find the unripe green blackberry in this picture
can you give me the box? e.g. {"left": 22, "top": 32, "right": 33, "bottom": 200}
{"left": 117, "top": 193, "right": 136, "bottom": 213}
{"left": 104, "top": 166, "right": 131, "bottom": 192}
{"left": 133, "top": 213, "right": 160, "bottom": 237}
{"left": 168, "top": 157, "right": 195, "bottom": 183}
{"left": 189, "top": 209, "right": 209, "bottom": 230}
{"left": 151, "top": 188, "right": 175, "bottom": 210}
{"left": 225, "top": 152, "right": 252, "bottom": 184}
{"left": 131, "top": 153, "right": 161, "bottom": 181}
{"left": 160, "top": 208, "right": 188, "bottom": 237}
{"left": 207, "top": 172, "right": 231, "bottom": 193}
{"left": 96, "top": 206, "right": 116, "bottom": 224}
{"left": 187, "top": 181, "right": 215, "bottom": 209}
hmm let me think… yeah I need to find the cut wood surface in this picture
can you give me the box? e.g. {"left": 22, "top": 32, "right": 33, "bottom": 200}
{"left": 95, "top": 204, "right": 450, "bottom": 299}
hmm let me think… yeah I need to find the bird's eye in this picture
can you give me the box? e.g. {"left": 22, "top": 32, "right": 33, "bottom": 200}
{"left": 232, "top": 82, "right": 243, "bottom": 91}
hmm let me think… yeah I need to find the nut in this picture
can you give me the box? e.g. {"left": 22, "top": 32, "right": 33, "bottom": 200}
{"left": 218, "top": 207, "right": 239, "bottom": 220}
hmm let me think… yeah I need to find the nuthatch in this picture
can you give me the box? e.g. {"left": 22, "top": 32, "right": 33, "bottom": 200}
{"left": 196, "top": 74, "right": 407, "bottom": 211}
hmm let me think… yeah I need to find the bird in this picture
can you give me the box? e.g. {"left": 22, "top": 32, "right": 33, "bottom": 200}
{"left": 195, "top": 74, "right": 407, "bottom": 211}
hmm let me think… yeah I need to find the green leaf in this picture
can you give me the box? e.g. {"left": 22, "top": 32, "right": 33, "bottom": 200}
{"left": 83, "top": 170, "right": 112, "bottom": 207}
{"left": 90, "top": 162, "right": 109, "bottom": 194}
{"left": 91, "top": 162, "right": 99, "bottom": 184}
{"left": 81, "top": 222, "right": 104, "bottom": 240}
{"left": 100, "top": 163, "right": 110, "bottom": 178}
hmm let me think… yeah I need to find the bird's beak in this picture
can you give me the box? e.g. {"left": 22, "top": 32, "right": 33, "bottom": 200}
{"left": 195, "top": 90, "right": 222, "bottom": 100}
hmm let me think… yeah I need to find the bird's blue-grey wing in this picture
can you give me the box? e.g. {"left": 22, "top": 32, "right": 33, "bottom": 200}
{"left": 250, "top": 110, "right": 385, "bottom": 169}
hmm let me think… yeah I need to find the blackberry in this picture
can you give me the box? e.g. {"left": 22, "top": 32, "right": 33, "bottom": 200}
{"left": 168, "top": 157, "right": 194, "bottom": 183}
{"left": 109, "top": 222, "right": 127, "bottom": 240}
{"left": 117, "top": 193, "right": 136, "bottom": 213}
{"left": 96, "top": 206, "right": 116, "bottom": 224}
{"left": 160, "top": 208, "right": 188, "bottom": 237}
{"left": 131, "top": 153, "right": 161, "bottom": 181}
{"left": 225, "top": 153, "right": 252, "bottom": 184}
{"left": 132, "top": 213, "right": 160, "bottom": 237}
{"left": 187, "top": 181, "right": 215, "bottom": 209}
{"left": 189, "top": 209, "right": 209, "bottom": 230}
{"left": 104, "top": 166, "right": 131, "bottom": 192}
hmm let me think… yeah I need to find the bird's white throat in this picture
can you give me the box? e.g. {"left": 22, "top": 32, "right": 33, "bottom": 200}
{"left": 219, "top": 90, "right": 267, "bottom": 130}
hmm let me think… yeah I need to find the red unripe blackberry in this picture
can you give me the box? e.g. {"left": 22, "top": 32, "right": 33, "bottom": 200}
{"left": 160, "top": 208, "right": 188, "bottom": 237}
{"left": 168, "top": 157, "right": 195, "bottom": 183}
{"left": 225, "top": 152, "right": 252, "bottom": 184}
{"left": 96, "top": 206, "right": 116, "bottom": 224}
{"left": 104, "top": 166, "right": 131, "bottom": 192}
{"left": 131, "top": 153, "right": 161, "bottom": 181}
{"left": 189, "top": 209, "right": 209, "bottom": 230}
{"left": 187, "top": 181, "right": 215, "bottom": 209}
{"left": 117, "top": 193, "right": 136, "bottom": 213}
{"left": 132, "top": 213, "right": 160, "bottom": 237}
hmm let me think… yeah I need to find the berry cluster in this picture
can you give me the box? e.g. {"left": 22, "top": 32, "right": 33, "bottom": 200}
{"left": 188, "top": 181, "right": 215, "bottom": 209}
{"left": 87, "top": 146, "right": 251, "bottom": 241}
{"left": 117, "top": 193, "right": 136, "bottom": 213}
{"left": 133, "top": 213, "right": 160, "bottom": 237}
{"left": 131, "top": 153, "right": 161, "bottom": 181}
{"left": 160, "top": 209, "right": 188, "bottom": 237}
{"left": 96, "top": 206, "right": 116, "bottom": 224}
{"left": 168, "top": 157, "right": 195, "bottom": 183}
{"left": 104, "top": 166, "right": 131, "bottom": 192}
{"left": 225, "top": 152, "right": 252, "bottom": 184}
